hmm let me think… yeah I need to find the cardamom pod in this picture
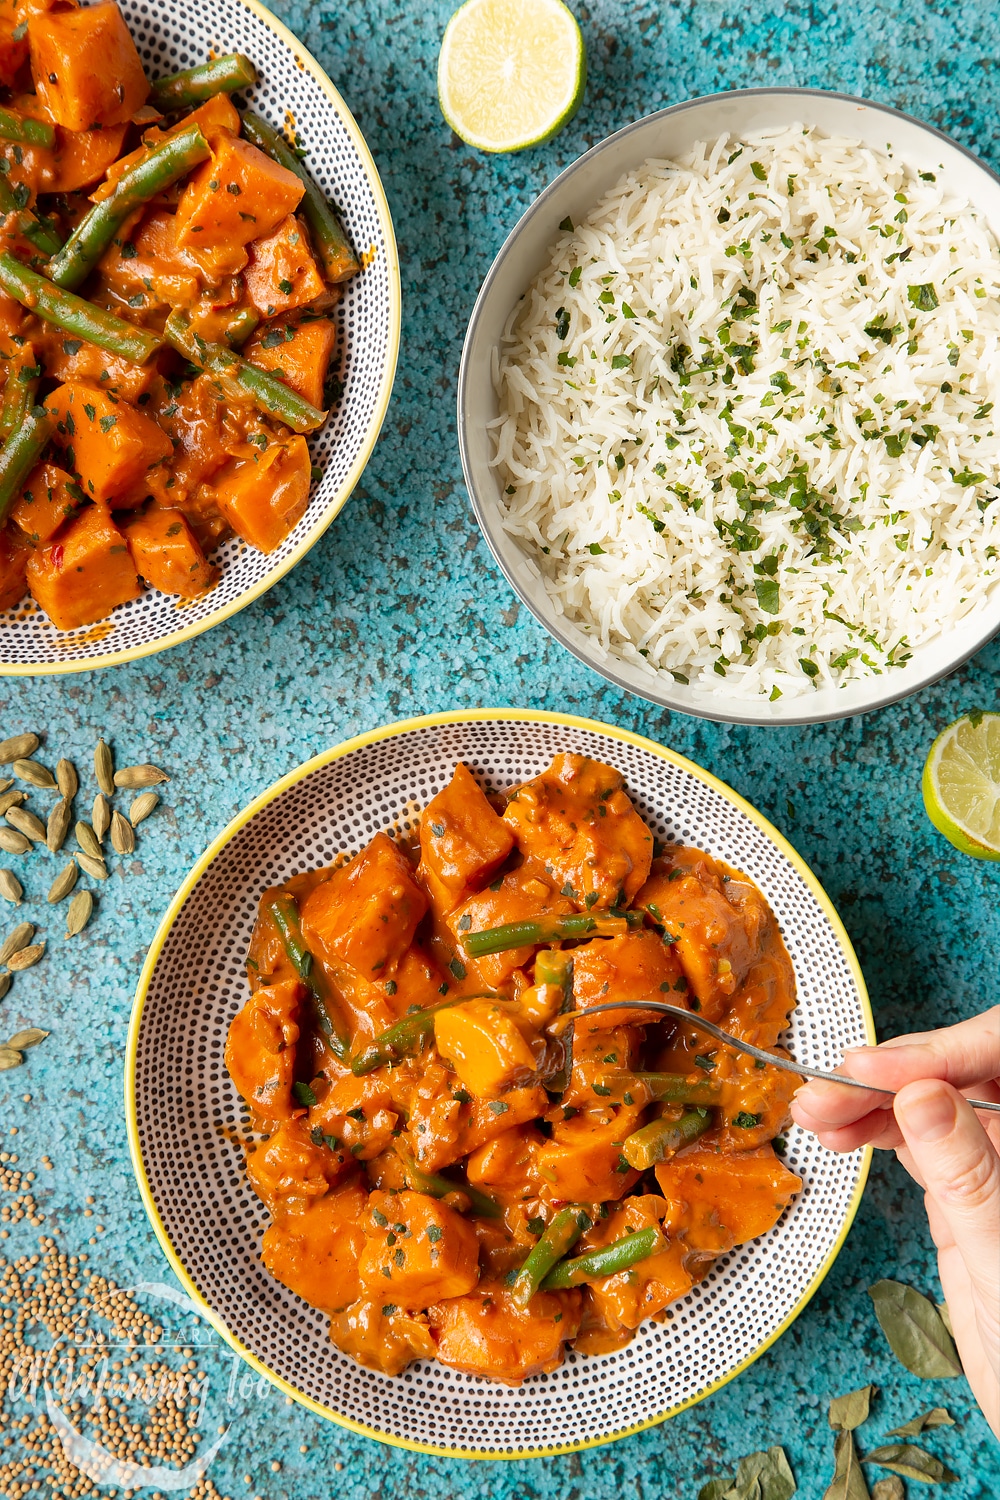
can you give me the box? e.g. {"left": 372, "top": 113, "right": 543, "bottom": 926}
{"left": 0, "top": 733, "right": 38, "bottom": 764}
{"left": 47, "top": 862, "right": 77, "bottom": 904}
{"left": 46, "top": 798, "right": 72, "bottom": 853}
{"left": 92, "top": 793, "right": 111, "bottom": 842}
{"left": 8, "top": 942, "right": 45, "bottom": 971}
{"left": 66, "top": 889, "right": 93, "bottom": 935}
{"left": 56, "top": 757, "right": 78, "bottom": 800}
{"left": 75, "top": 853, "right": 108, "bottom": 882}
{"left": 110, "top": 810, "right": 135, "bottom": 856}
{"left": 0, "top": 869, "right": 22, "bottom": 905}
{"left": 7, "top": 807, "right": 45, "bottom": 842}
{"left": 0, "top": 789, "right": 26, "bottom": 816}
{"left": 0, "top": 922, "right": 34, "bottom": 965}
{"left": 114, "top": 764, "right": 168, "bottom": 789}
{"left": 0, "top": 778, "right": 10, "bottom": 793}
{"left": 129, "top": 791, "right": 159, "bottom": 826}
{"left": 0, "top": 828, "right": 30, "bottom": 856}
{"left": 7, "top": 1027, "right": 47, "bottom": 1049}
{"left": 94, "top": 739, "right": 114, "bottom": 798}
{"left": 0, "top": 973, "right": 10, "bottom": 1002}
{"left": 75, "top": 821, "right": 102, "bottom": 860}
{"left": 0, "top": 1047, "right": 22, "bottom": 1070}
{"left": 12, "top": 757, "right": 56, "bottom": 789}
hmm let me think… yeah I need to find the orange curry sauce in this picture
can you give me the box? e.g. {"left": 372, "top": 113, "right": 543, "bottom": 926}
{"left": 226, "top": 753, "right": 802, "bottom": 1384}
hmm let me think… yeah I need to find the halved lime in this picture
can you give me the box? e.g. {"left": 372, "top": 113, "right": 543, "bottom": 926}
{"left": 438, "top": 0, "right": 586, "bottom": 154}
{"left": 922, "top": 712, "right": 1000, "bottom": 859}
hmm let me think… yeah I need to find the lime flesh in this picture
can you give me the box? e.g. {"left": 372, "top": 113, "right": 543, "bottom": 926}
{"left": 438, "top": 0, "right": 586, "bottom": 153}
{"left": 922, "top": 712, "right": 1000, "bottom": 859}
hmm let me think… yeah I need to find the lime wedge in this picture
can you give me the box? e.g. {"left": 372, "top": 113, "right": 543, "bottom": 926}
{"left": 438, "top": 0, "right": 586, "bottom": 153}
{"left": 922, "top": 712, "right": 1000, "bottom": 859}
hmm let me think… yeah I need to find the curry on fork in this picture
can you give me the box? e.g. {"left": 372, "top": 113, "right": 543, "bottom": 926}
{"left": 225, "top": 752, "right": 802, "bottom": 1383}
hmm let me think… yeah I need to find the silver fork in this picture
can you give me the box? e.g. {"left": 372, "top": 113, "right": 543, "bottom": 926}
{"left": 546, "top": 1000, "right": 1000, "bottom": 1115}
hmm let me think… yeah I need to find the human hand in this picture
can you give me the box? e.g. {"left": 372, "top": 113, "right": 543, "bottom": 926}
{"left": 790, "top": 1007, "right": 1000, "bottom": 1438}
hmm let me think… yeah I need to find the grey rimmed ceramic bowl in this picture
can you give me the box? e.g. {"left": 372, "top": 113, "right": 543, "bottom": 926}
{"left": 458, "top": 89, "right": 1000, "bottom": 726}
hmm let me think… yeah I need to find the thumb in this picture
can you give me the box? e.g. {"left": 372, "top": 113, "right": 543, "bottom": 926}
{"left": 894, "top": 1079, "right": 1000, "bottom": 1296}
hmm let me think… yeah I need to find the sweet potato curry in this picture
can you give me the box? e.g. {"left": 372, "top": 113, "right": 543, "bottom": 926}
{"left": 0, "top": 0, "right": 358, "bottom": 631}
{"left": 226, "top": 753, "right": 802, "bottom": 1384}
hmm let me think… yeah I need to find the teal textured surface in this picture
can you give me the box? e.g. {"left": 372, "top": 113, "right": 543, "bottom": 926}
{"left": 1, "top": 0, "right": 998, "bottom": 1494}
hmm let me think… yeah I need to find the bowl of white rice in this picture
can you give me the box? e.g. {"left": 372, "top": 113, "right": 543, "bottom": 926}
{"left": 459, "top": 90, "right": 1000, "bottom": 724}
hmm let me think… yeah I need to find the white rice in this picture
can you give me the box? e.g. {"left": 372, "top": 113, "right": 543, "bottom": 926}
{"left": 491, "top": 126, "right": 1000, "bottom": 699}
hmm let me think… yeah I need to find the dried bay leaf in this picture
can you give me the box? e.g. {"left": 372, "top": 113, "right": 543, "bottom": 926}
{"left": 699, "top": 1482, "right": 731, "bottom": 1500}
{"left": 700, "top": 1446, "right": 795, "bottom": 1500}
{"left": 863, "top": 1443, "right": 958, "bottom": 1484}
{"left": 830, "top": 1386, "right": 875, "bottom": 1431}
{"left": 824, "top": 1430, "right": 871, "bottom": 1500}
{"left": 887, "top": 1408, "right": 954, "bottom": 1439}
{"left": 867, "top": 1281, "right": 962, "bottom": 1379}
{"left": 871, "top": 1481, "right": 904, "bottom": 1500}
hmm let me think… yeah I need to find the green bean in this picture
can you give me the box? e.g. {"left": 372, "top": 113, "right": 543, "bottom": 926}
{"left": 464, "top": 910, "right": 643, "bottom": 958}
{"left": 0, "top": 108, "right": 54, "bottom": 148}
{"left": 0, "top": 353, "right": 39, "bottom": 441}
{"left": 150, "top": 53, "right": 258, "bottom": 111}
{"left": 585, "top": 1072, "right": 721, "bottom": 1108}
{"left": 397, "top": 1146, "right": 502, "bottom": 1219}
{"left": 535, "top": 947, "right": 574, "bottom": 1093}
{"left": 540, "top": 1226, "right": 662, "bottom": 1289}
{"left": 268, "top": 894, "right": 349, "bottom": 1062}
{"left": 241, "top": 111, "right": 359, "bottom": 283}
{"left": 0, "top": 179, "right": 62, "bottom": 258}
{"left": 224, "top": 307, "right": 260, "bottom": 348}
{"left": 0, "top": 408, "right": 53, "bottom": 521}
{"left": 47, "top": 125, "right": 210, "bottom": 291}
{"left": 621, "top": 1107, "right": 713, "bottom": 1172}
{"left": 510, "top": 1206, "right": 591, "bottom": 1307}
{"left": 0, "top": 253, "right": 159, "bottom": 365}
{"left": 163, "top": 310, "right": 326, "bottom": 433}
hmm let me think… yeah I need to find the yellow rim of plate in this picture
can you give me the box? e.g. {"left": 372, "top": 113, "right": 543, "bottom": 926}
{"left": 125, "top": 708, "right": 874, "bottom": 1460}
{"left": 0, "top": 0, "right": 401, "bottom": 679}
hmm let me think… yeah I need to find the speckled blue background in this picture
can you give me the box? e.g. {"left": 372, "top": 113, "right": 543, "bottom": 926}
{"left": 1, "top": 0, "right": 998, "bottom": 1494}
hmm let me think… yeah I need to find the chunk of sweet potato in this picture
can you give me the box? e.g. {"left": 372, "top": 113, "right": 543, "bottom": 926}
{"left": 175, "top": 135, "right": 303, "bottom": 276}
{"left": 123, "top": 506, "right": 218, "bottom": 599}
{"left": 329, "top": 1299, "right": 436, "bottom": 1376}
{"left": 0, "top": 527, "right": 27, "bottom": 610}
{"left": 434, "top": 998, "right": 536, "bottom": 1098}
{"left": 26, "top": 504, "right": 139, "bottom": 628}
{"left": 571, "top": 929, "right": 686, "bottom": 1030}
{"left": 504, "top": 752, "right": 654, "bottom": 908}
{"left": 224, "top": 977, "right": 304, "bottom": 1122}
{"left": 245, "top": 318, "right": 336, "bottom": 410}
{"left": 12, "top": 461, "right": 83, "bottom": 544}
{"left": 211, "top": 435, "right": 311, "bottom": 554}
{"left": 245, "top": 1116, "right": 350, "bottom": 1214}
{"left": 428, "top": 1279, "right": 581, "bottom": 1384}
{"left": 46, "top": 382, "right": 172, "bottom": 504}
{"left": 243, "top": 214, "right": 324, "bottom": 318}
{"left": 99, "top": 209, "right": 202, "bottom": 309}
{"left": 655, "top": 1143, "right": 802, "bottom": 1253}
{"left": 0, "top": 19, "right": 28, "bottom": 87}
{"left": 358, "top": 1190, "right": 480, "bottom": 1308}
{"left": 30, "top": 2, "right": 148, "bottom": 131}
{"left": 535, "top": 1103, "right": 644, "bottom": 1203}
{"left": 261, "top": 1177, "right": 366, "bottom": 1312}
{"left": 452, "top": 865, "right": 574, "bottom": 988}
{"left": 301, "top": 831, "right": 427, "bottom": 980}
{"left": 418, "top": 762, "right": 515, "bottom": 914}
{"left": 37, "top": 330, "right": 160, "bottom": 403}
{"left": 46, "top": 121, "right": 127, "bottom": 191}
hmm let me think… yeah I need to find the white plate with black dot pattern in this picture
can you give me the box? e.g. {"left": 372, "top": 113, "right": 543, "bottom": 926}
{"left": 127, "top": 709, "right": 873, "bottom": 1457}
{"left": 1, "top": 0, "right": 399, "bottom": 676}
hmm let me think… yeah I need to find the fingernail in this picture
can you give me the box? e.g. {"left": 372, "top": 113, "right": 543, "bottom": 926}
{"left": 899, "top": 1083, "right": 957, "bottom": 1142}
